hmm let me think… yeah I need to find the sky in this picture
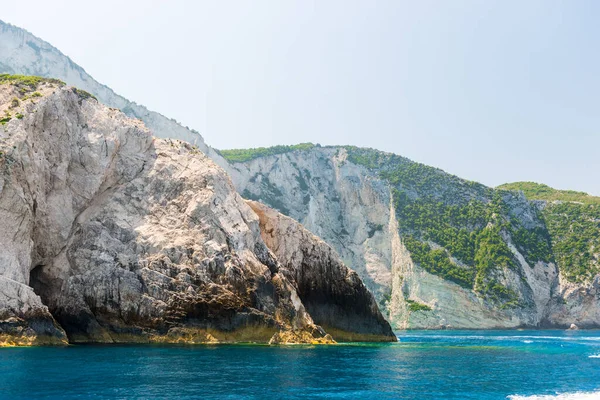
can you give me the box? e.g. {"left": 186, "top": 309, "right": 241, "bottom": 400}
{"left": 3, "top": 0, "right": 600, "bottom": 194}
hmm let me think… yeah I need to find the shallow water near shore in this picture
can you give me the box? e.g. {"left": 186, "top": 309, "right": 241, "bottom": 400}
{"left": 1, "top": 330, "right": 599, "bottom": 399}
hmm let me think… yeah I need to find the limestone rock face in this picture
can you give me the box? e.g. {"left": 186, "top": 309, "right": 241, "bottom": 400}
{"left": 0, "top": 83, "right": 391, "bottom": 345}
{"left": 247, "top": 201, "right": 396, "bottom": 342}
{"left": 225, "top": 148, "right": 394, "bottom": 309}
{"left": 544, "top": 276, "right": 600, "bottom": 329}
{"left": 222, "top": 148, "right": 600, "bottom": 330}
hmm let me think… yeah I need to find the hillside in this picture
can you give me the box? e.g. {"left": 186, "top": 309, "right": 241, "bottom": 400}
{"left": 221, "top": 144, "right": 600, "bottom": 329}
{"left": 498, "top": 182, "right": 600, "bottom": 205}
{"left": 499, "top": 182, "right": 600, "bottom": 283}
{"left": 2, "top": 18, "right": 598, "bottom": 330}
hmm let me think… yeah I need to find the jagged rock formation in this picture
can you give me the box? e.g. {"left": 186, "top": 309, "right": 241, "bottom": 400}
{"left": 0, "top": 20, "right": 207, "bottom": 150}
{"left": 219, "top": 145, "right": 600, "bottom": 329}
{"left": 247, "top": 201, "right": 395, "bottom": 342}
{"left": 0, "top": 79, "right": 395, "bottom": 345}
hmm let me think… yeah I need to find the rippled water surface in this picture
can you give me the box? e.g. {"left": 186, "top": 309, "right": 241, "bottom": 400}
{"left": 1, "top": 330, "right": 599, "bottom": 399}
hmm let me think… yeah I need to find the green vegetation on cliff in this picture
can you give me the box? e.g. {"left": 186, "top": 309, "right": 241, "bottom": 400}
{"left": 345, "top": 146, "right": 489, "bottom": 201}
{"left": 405, "top": 299, "right": 432, "bottom": 312}
{"left": 344, "top": 147, "right": 555, "bottom": 307}
{"left": 402, "top": 235, "right": 474, "bottom": 288}
{"left": 219, "top": 143, "right": 317, "bottom": 163}
{"left": 0, "top": 74, "right": 64, "bottom": 89}
{"left": 544, "top": 202, "right": 600, "bottom": 282}
{"left": 71, "top": 87, "right": 97, "bottom": 101}
{"left": 498, "top": 182, "right": 600, "bottom": 205}
{"left": 500, "top": 182, "right": 600, "bottom": 283}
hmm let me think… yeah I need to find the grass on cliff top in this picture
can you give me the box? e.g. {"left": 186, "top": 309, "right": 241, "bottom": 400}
{"left": 0, "top": 74, "right": 65, "bottom": 89}
{"left": 343, "top": 146, "right": 491, "bottom": 202}
{"left": 0, "top": 74, "right": 96, "bottom": 102}
{"left": 71, "top": 87, "right": 97, "bottom": 101}
{"left": 498, "top": 181, "right": 600, "bottom": 205}
{"left": 218, "top": 143, "right": 318, "bottom": 163}
{"left": 500, "top": 182, "right": 600, "bottom": 283}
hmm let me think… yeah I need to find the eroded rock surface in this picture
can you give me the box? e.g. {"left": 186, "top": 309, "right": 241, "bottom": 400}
{"left": 0, "top": 82, "right": 391, "bottom": 345}
{"left": 247, "top": 201, "right": 396, "bottom": 342}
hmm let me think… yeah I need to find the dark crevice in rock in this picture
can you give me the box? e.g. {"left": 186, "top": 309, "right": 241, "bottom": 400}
{"left": 247, "top": 200, "right": 397, "bottom": 342}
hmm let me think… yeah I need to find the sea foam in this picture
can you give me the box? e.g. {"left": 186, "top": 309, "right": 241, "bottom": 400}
{"left": 508, "top": 391, "right": 600, "bottom": 399}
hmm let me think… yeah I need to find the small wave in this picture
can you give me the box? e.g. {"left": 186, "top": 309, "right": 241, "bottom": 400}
{"left": 398, "top": 335, "right": 600, "bottom": 342}
{"left": 508, "top": 390, "right": 600, "bottom": 399}
{"left": 522, "top": 340, "right": 533, "bottom": 344}
{"left": 589, "top": 354, "right": 600, "bottom": 358}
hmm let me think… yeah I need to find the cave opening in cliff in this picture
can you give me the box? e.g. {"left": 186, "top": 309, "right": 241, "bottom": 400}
{"left": 29, "top": 263, "right": 49, "bottom": 301}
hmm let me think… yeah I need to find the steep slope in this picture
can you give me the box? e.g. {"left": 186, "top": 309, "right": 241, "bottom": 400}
{"left": 223, "top": 145, "right": 395, "bottom": 311}
{"left": 220, "top": 145, "right": 599, "bottom": 329}
{"left": 248, "top": 200, "right": 395, "bottom": 342}
{"left": 498, "top": 182, "right": 600, "bottom": 282}
{"left": 498, "top": 182, "right": 600, "bottom": 326}
{"left": 0, "top": 77, "right": 395, "bottom": 345}
{"left": 498, "top": 182, "right": 600, "bottom": 205}
{"left": 0, "top": 20, "right": 207, "bottom": 150}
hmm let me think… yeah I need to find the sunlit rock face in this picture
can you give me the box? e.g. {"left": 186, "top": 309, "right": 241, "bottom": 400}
{"left": 0, "top": 81, "right": 394, "bottom": 345}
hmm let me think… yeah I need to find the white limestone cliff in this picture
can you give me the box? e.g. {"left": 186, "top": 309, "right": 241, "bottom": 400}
{"left": 0, "top": 81, "right": 394, "bottom": 345}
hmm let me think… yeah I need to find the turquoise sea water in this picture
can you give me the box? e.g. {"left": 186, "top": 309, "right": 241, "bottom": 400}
{"left": 1, "top": 330, "right": 599, "bottom": 399}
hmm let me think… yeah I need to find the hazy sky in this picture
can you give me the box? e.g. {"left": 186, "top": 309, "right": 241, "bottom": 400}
{"left": 4, "top": 1, "right": 600, "bottom": 194}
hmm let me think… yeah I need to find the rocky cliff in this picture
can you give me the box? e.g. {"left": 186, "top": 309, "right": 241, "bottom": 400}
{"left": 248, "top": 201, "right": 395, "bottom": 342}
{"left": 219, "top": 145, "right": 600, "bottom": 329}
{"left": 0, "top": 77, "right": 395, "bottom": 345}
{"left": 0, "top": 20, "right": 207, "bottom": 151}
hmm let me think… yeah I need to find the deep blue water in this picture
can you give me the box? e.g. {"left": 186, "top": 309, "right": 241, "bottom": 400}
{"left": 1, "top": 330, "right": 599, "bottom": 399}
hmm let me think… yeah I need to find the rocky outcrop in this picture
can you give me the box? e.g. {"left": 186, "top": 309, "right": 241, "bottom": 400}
{"left": 0, "top": 80, "right": 393, "bottom": 345}
{"left": 0, "top": 278, "right": 67, "bottom": 346}
{"left": 544, "top": 276, "right": 600, "bottom": 329}
{"left": 247, "top": 201, "right": 395, "bottom": 342}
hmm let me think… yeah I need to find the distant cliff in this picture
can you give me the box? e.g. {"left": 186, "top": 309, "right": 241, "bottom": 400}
{"left": 0, "top": 77, "right": 395, "bottom": 345}
{"left": 0, "top": 20, "right": 207, "bottom": 150}
{"left": 220, "top": 145, "right": 600, "bottom": 329}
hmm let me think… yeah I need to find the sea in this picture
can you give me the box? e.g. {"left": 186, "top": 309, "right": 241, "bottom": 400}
{"left": 1, "top": 330, "right": 599, "bottom": 399}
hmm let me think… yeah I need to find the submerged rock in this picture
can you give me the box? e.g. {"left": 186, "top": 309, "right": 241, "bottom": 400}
{"left": 0, "top": 80, "right": 392, "bottom": 345}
